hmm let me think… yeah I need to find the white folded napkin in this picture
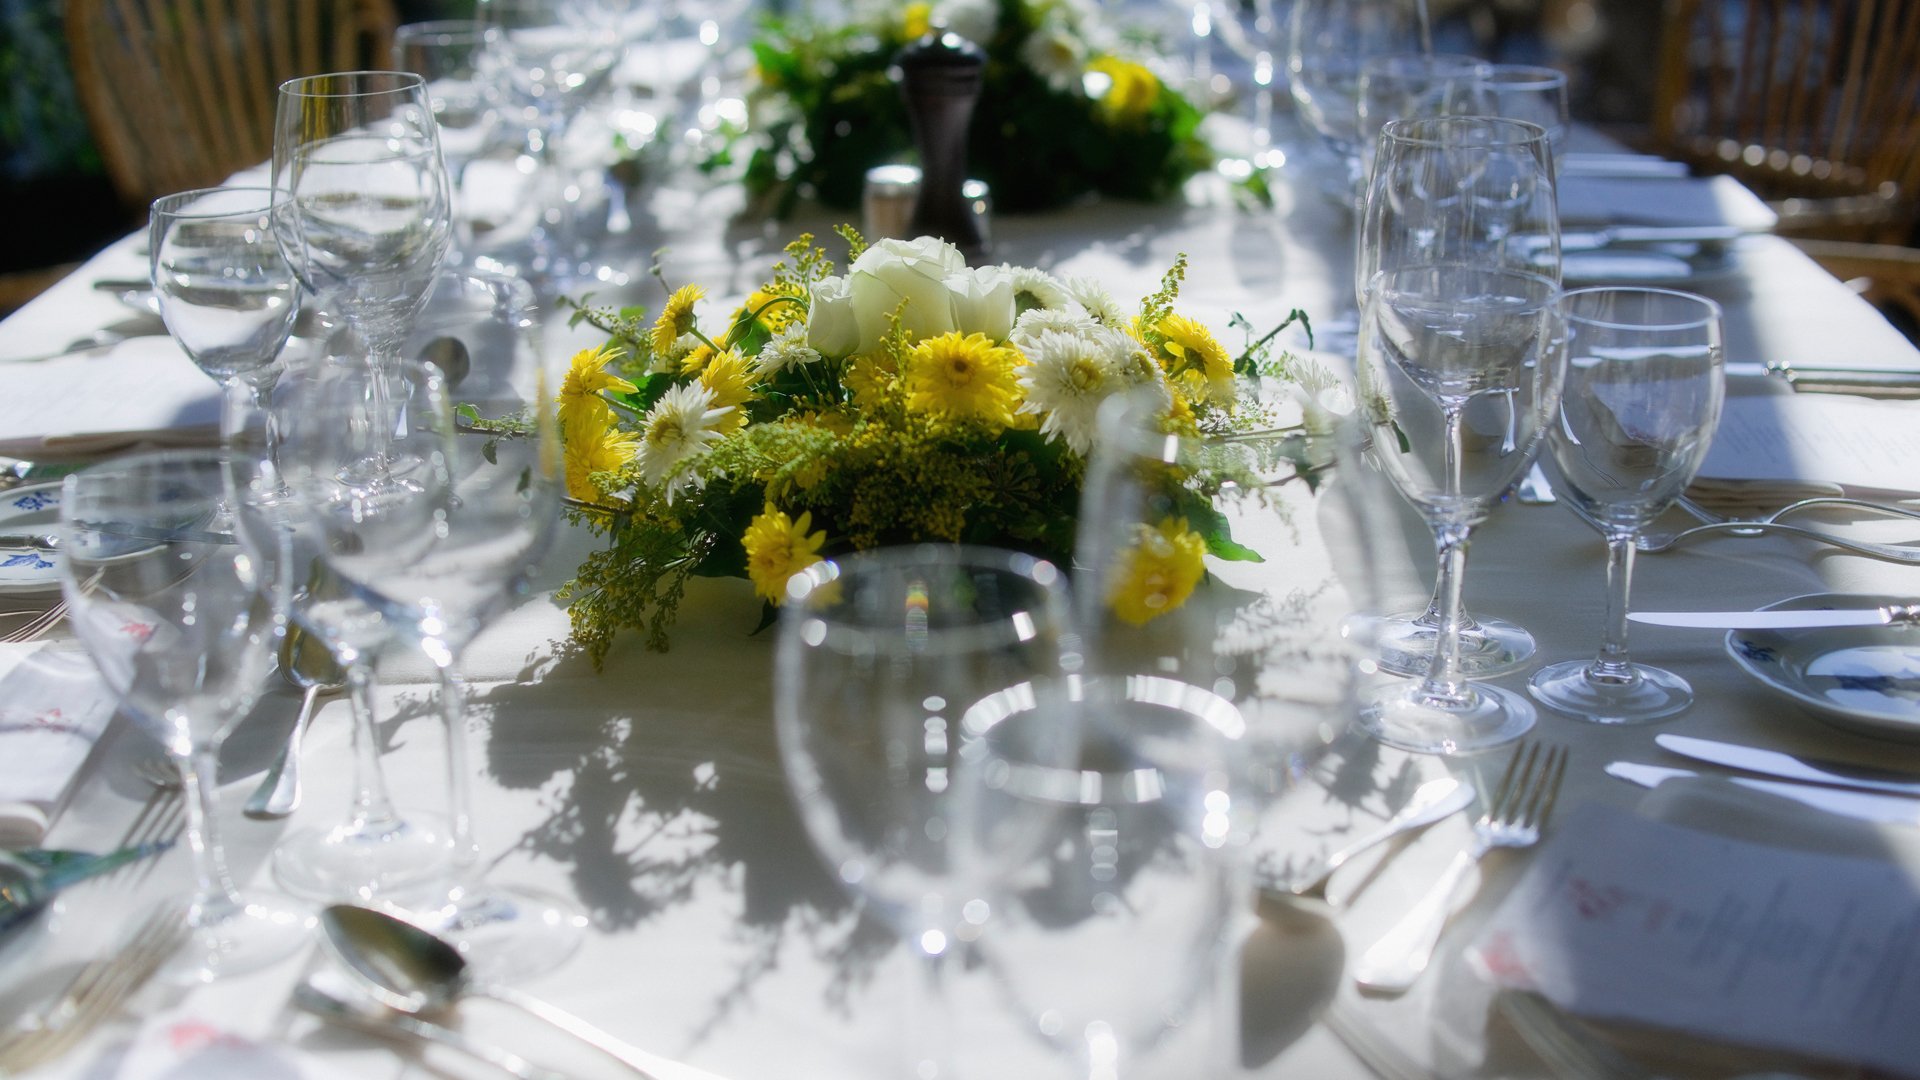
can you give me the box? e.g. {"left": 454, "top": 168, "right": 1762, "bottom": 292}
{"left": 0, "top": 643, "right": 120, "bottom": 847}
{"left": 1557, "top": 173, "right": 1779, "bottom": 230}
{"left": 1466, "top": 799, "right": 1920, "bottom": 1078}
{"left": 0, "top": 337, "right": 219, "bottom": 457}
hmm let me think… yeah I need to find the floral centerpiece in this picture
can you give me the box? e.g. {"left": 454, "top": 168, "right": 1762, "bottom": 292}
{"left": 731, "top": 0, "right": 1213, "bottom": 213}
{"left": 553, "top": 229, "right": 1329, "bottom": 665}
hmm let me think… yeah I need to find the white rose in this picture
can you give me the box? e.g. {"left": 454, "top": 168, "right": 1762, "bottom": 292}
{"left": 847, "top": 236, "right": 966, "bottom": 354}
{"left": 806, "top": 275, "right": 860, "bottom": 358}
{"left": 948, "top": 266, "right": 1015, "bottom": 342}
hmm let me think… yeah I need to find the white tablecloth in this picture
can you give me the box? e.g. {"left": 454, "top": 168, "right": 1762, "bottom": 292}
{"left": 5, "top": 137, "right": 1920, "bottom": 1080}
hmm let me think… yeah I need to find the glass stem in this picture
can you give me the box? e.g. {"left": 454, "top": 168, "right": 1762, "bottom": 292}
{"left": 219, "top": 377, "right": 251, "bottom": 452}
{"left": 1416, "top": 520, "right": 1474, "bottom": 704}
{"left": 248, "top": 370, "right": 284, "bottom": 481}
{"left": 178, "top": 745, "right": 244, "bottom": 926}
{"left": 437, "top": 663, "right": 480, "bottom": 876}
{"left": 1588, "top": 533, "right": 1639, "bottom": 686}
{"left": 344, "top": 656, "right": 405, "bottom": 831}
{"left": 907, "top": 948, "right": 955, "bottom": 1080}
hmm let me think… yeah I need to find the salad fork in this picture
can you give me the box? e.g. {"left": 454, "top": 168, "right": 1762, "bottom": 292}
{"left": 1352, "top": 742, "right": 1568, "bottom": 994}
{"left": 0, "top": 904, "right": 189, "bottom": 1073}
{"left": 1635, "top": 520, "right": 1920, "bottom": 563}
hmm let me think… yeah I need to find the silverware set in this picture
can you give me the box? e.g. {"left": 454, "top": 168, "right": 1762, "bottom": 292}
{"left": 0, "top": 904, "right": 189, "bottom": 1074}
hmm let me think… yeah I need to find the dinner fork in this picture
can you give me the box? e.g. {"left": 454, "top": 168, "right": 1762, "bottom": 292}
{"left": 1634, "top": 520, "right": 1920, "bottom": 563}
{"left": 0, "top": 600, "right": 68, "bottom": 644}
{"left": 1352, "top": 742, "right": 1568, "bottom": 994}
{"left": 0, "top": 903, "right": 189, "bottom": 1073}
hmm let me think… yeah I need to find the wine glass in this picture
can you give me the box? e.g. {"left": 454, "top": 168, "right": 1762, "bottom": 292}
{"left": 1450, "top": 63, "right": 1571, "bottom": 165}
{"left": 270, "top": 70, "right": 452, "bottom": 374}
{"left": 249, "top": 359, "right": 455, "bottom": 902}
{"left": 970, "top": 675, "right": 1240, "bottom": 1079}
{"left": 392, "top": 20, "right": 500, "bottom": 266}
{"left": 1354, "top": 263, "right": 1566, "bottom": 755}
{"left": 302, "top": 292, "right": 582, "bottom": 979}
{"left": 774, "top": 545, "right": 1084, "bottom": 1080}
{"left": 1529, "top": 288, "right": 1725, "bottom": 723}
{"left": 1359, "top": 115, "right": 1561, "bottom": 681}
{"left": 59, "top": 450, "right": 311, "bottom": 980}
{"left": 1355, "top": 53, "right": 1492, "bottom": 180}
{"left": 149, "top": 186, "right": 299, "bottom": 458}
{"left": 477, "top": 0, "right": 626, "bottom": 287}
{"left": 1286, "top": 0, "right": 1426, "bottom": 201}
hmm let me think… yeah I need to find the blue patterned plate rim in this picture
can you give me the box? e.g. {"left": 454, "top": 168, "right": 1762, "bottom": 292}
{"left": 1725, "top": 591, "right": 1920, "bottom": 743}
{"left": 0, "top": 481, "right": 63, "bottom": 597}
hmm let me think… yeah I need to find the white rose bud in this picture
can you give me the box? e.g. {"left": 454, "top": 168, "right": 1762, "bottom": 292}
{"left": 948, "top": 266, "right": 1015, "bottom": 343}
{"left": 847, "top": 236, "right": 966, "bottom": 354}
{"left": 806, "top": 274, "right": 860, "bottom": 358}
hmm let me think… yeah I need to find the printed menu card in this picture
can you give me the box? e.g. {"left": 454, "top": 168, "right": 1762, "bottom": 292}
{"left": 1468, "top": 803, "right": 1920, "bottom": 1077}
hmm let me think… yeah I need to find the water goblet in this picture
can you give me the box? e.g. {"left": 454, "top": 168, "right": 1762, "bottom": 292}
{"left": 249, "top": 359, "right": 456, "bottom": 902}
{"left": 270, "top": 70, "right": 452, "bottom": 374}
{"left": 149, "top": 186, "right": 299, "bottom": 458}
{"left": 1356, "top": 53, "right": 1492, "bottom": 180}
{"left": 393, "top": 20, "right": 500, "bottom": 264}
{"left": 1359, "top": 115, "right": 1562, "bottom": 680}
{"left": 301, "top": 287, "right": 583, "bottom": 980}
{"left": 60, "top": 450, "right": 311, "bottom": 980}
{"left": 970, "top": 675, "right": 1241, "bottom": 1079}
{"left": 1529, "top": 287, "right": 1725, "bottom": 723}
{"left": 1449, "top": 63, "right": 1571, "bottom": 165}
{"left": 1287, "top": 0, "right": 1426, "bottom": 202}
{"left": 775, "top": 545, "right": 1084, "bottom": 1080}
{"left": 1354, "top": 264, "right": 1567, "bottom": 755}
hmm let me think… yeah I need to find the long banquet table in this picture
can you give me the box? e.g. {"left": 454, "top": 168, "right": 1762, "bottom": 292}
{"left": 5, "top": 136, "right": 1920, "bottom": 1080}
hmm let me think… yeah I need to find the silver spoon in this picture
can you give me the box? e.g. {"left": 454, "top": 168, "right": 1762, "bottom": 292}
{"left": 292, "top": 981, "right": 571, "bottom": 1080}
{"left": 418, "top": 336, "right": 471, "bottom": 388}
{"left": 244, "top": 618, "right": 346, "bottom": 820}
{"left": 319, "top": 905, "right": 662, "bottom": 1080}
{"left": 1271, "top": 777, "right": 1475, "bottom": 902}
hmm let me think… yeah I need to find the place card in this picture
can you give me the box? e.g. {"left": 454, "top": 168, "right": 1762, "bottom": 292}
{"left": 0, "top": 643, "right": 120, "bottom": 846}
{"left": 1467, "top": 803, "right": 1920, "bottom": 1077}
{"left": 1695, "top": 393, "right": 1920, "bottom": 497}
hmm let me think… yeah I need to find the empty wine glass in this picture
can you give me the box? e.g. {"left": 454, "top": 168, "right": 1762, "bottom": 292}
{"left": 1355, "top": 264, "right": 1566, "bottom": 755}
{"left": 478, "top": 0, "right": 626, "bottom": 287}
{"left": 270, "top": 70, "right": 452, "bottom": 373}
{"left": 392, "top": 20, "right": 500, "bottom": 265}
{"left": 971, "top": 675, "right": 1240, "bottom": 1079}
{"left": 149, "top": 186, "right": 299, "bottom": 458}
{"left": 1359, "top": 115, "right": 1561, "bottom": 680}
{"left": 252, "top": 359, "right": 455, "bottom": 901}
{"left": 301, "top": 292, "right": 581, "bottom": 979}
{"left": 1529, "top": 288, "right": 1725, "bottom": 723}
{"left": 1449, "top": 63, "right": 1571, "bottom": 165}
{"left": 775, "top": 545, "right": 1084, "bottom": 1080}
{"left": 1356, "top": 53, "right": 1491, "bottom": 180}
{"left": 60, "top": 450, "right": 311, "bottom": 980}
{"left": 1287, "top": 0, "right": 1425, "bottom": 201}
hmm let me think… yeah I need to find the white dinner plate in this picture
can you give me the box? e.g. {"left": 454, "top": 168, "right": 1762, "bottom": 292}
{"left": 1726, "top": 592, "right": 1920, "bottom": 743}
{"left": 0, "top": 483, "right": 63, "bottom": 596}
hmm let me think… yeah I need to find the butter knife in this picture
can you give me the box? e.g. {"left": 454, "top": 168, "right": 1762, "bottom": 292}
{"left": 1655, "top": 733, "right": 1920, "bottom": 797}
{"left": 1627, "top": 604, "right": 1920, "bottom": 630}
{"left": 1606, "top": 761, "right": 1920, "bottom": 825}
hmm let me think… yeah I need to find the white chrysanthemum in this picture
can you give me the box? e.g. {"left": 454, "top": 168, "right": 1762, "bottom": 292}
{"left": 1020, "top": 23, "right": 1086, "bottom": 92}
{"left": 755, "top": 322, "right": 821, "bottom": 376}
{"left": 1018, "top": 330, "right": 1120, "bottom": 453}
{"left": 1000, "top": 265, "right": 1073, "bottom": 316}
{"left": 636, "top": 382, "right": 731, "bottom": 501}
{"left": 1290, "top": 356, "right": 1355, "bottom": 435}
{"left": 1011, "top": 307, "right": 1099, "bottom": 354}
{"left": 1060, "top": 275, "right": 1128, "bottom": 326}
{"left": 652, "top": 332, "right": 703, "bottom": 375}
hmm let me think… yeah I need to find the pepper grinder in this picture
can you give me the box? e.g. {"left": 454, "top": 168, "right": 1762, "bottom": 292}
{"left": 895, "top": 30, "right": 988, "bottom": 264}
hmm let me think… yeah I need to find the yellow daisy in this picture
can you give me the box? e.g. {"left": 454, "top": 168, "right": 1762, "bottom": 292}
{"left": 563, "top": 425, "right": 638, "bottom": 503}
{"left": 1088, "top": 57, "right": 1160, "bottom": 123}
{"left": 698, "top": 349, "right": 758, "bottom": 433}
{"left": 1156, "top": 313, "right": 1234, "bottom": 404}
{"left": 844, "top": 353, "right": 900, "bottom": 410}
{"left": 1106, "top": 518, "right": 1207, "bottom": 626}
{"left": 651, "top": 284, "right": 706, "bottom": 357}
{"left": 743, "top": 504, "right": 827, "bottom": 604}
{"left": 903, "top": 332, "right": 1023, "bottom": 428}
{"left": 730, "top": 283, "right": 804, "bottom": 338}
{"left": 902, "top": 1, "right": 932, "bottom": 39}
{"left": 557, "top": 344, "right": 636, "bottom": 436}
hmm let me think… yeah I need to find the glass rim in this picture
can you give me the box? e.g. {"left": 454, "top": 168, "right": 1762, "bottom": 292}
{"left": 1560, "top": 286, "right": 1724, "bottom": 332}
{"left": 1377, "top": 115, "right": 1552, "bottom": 147}
{"left": 393, "top": 19, "right": 488, "bottom": 41}
{"left": 149, "top": 185, "right": 276, "bottom": 218}
{"left": 1360, "top": 51, "right": 1491, "bottom": 76}
{"left": 277, "top": 70, "right": 427, "bottom": 98}
{"left": 785, "top": 542, "right": 1066, "bottom": 609}
{"left": 1482, "top": 63, "right": 1569, "bottom": 88}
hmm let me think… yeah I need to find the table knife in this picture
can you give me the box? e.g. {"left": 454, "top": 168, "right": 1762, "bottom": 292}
{"left": 1724, "top": 361, "right": 1920, "bottom": 388}
{"left": 1627, "top": 604, "right": 1920, "bottom": 630}
{"left": 1606, "top": 761, "right": 1920, "bottom": 825}
{"left": 1655, "top": 734, "right": 1920, "bottom": 797}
